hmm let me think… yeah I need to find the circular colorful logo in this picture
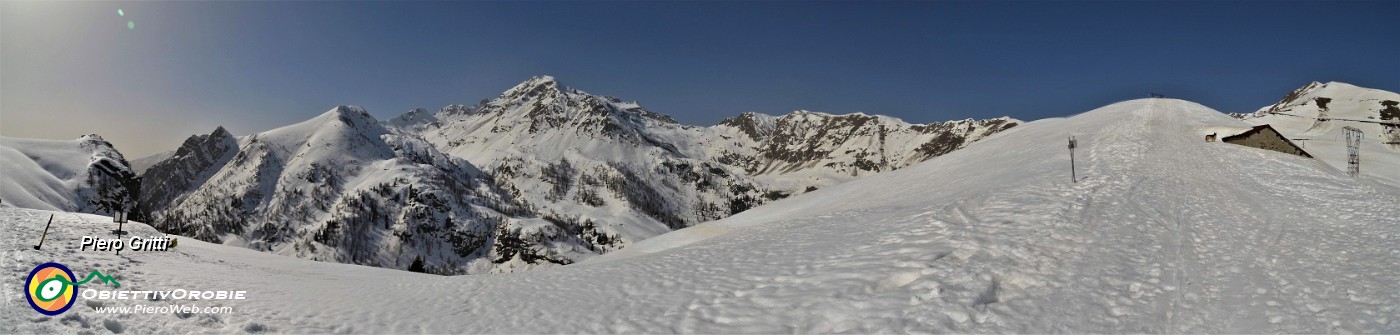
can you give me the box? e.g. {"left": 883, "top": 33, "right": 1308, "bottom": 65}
{"left": 25, "top": 262, "right": 78, "bottom": 316}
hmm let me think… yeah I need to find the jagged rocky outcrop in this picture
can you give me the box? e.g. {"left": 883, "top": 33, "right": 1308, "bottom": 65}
{"left": 79, "top": 135, "right": 142, "bottom": 214}
{"left": 0, "top": 134, "right": 140, "bottom": 214}
{"left": 136, "top": 126, "right": 237, "bottom": 220}
{"left": 716, "top": 111, "right": 1018, "bottom": 178}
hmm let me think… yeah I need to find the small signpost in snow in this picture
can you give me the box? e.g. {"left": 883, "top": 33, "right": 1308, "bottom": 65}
{"left": 112, "top": 211, "right": 128, "bottom": 234}
{"left": 113, "top": 211, "right": 128, "bottom": 256}
{"left": 1068, "top": 136, "right": 1078, "bottom": 183}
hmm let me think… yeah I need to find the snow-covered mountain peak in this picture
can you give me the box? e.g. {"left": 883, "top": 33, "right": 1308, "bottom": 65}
{"left": 716, "top": 112, "right": 780, "bottom": 141}
{"left": 1261, "top": 81, "right": 1391, "bottom": 114}
{"left": 1301, "top": 80, "right": 1325, "bottom": 91}
{"left": 1309, "top": 81, "right": 1368, "bottom": 93}
{"left": 398, "top": 107, "right": 431, "bottom": 119}
{"left": 784, "top": 109, "right": 836, "bottom": 119}
{"left": 136, "top": 126, "right": 240, "bottom": 219}
{"left": 735, "top": 108, "right": 1019, "bottom": 179}
{"left": 517, "top": 74, "right": 558, "bottom": 88}
{"left": 795, "top": 110, "right": 866, "bottom": 117}
{"left": 1237, "top": 81, "right": 1400, "bottom": 185}
{"left": 385, "top": 108, "right": 438, "bottom": 129}
{"left": 77, "top": 133, "right": 106, "bottom": 142}
{"left": 778, "top": 109, "right": 911, "bottom": 125}
{"left": 425, "top": 77, "right": 685, "bottom": 156}
{"left": 1245, "top": 81, "right": 1398, "bottom": 130}
{"left": 473, "top": 76, "right": 676, "bottom": 124}
{"left": 271, "top": 105, "right": 384, "bottom": 137}
{"left": 979, "top": 116, "right": 1017, "bottom": 123}
{"left": 438, "top": 104, "right": 475, "bottom": 116}
{"left": 735, "top": 111, "right": 778, "bottom": 119}
{"left": 1317, "top": 81, "right": 1347, "bottom": 88}
{"left": 209, "top": 125, "right": 232, "bottom": 139}
{"left": 258, "top": 106, "right": 390, "bottom": 154}
{"left": 499, "top": 75, "right": 564, "bottom": 102}
{"left": 1303, "top": 81, "right": 1369, "bottom": 98}
{"left": 320, "top": 105, "right": 378, "bottom": 126}
{"left": 72, "top": 135, "right": 127, "bottom": 162}
{"left": 487, "top": 76, "right": 677, "bottom": 123}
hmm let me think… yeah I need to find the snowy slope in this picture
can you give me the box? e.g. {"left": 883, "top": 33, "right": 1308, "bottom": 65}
{"left": 0, "top": 135, "right": 139, "bottom": 214}
{"left": 1236, "top": 81, "right": 1400, "bottom": 186}
{"left": 4, "top": 98, "right": 1395, "bottom": 333}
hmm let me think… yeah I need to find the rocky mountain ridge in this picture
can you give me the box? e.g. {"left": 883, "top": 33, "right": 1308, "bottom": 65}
{"left": 132, "top": 76, "right": 1020, "bottom": 274}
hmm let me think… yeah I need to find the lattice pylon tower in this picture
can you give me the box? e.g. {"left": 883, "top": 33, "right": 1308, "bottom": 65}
{"left": 1343, "top": 126, "right": 1362, "bottom": 177}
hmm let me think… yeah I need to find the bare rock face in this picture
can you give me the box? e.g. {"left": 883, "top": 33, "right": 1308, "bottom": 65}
{"left": 137, "top": 126, "right": 237, "bottom": 219}
{"left": 78, "top": 135, "right": 142, "bottom": 214}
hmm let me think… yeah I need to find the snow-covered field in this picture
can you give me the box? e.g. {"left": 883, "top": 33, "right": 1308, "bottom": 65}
{"left": 2, "top": 99, "right": 1396, "bottom": 333}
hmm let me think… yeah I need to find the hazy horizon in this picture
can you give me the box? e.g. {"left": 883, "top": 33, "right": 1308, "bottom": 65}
{"left": 2, "top": 1, "right": 1397, "bottom": 158}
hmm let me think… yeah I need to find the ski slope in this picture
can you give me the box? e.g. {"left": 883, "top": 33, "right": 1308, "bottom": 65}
{"left": 3, "top": 99, "right": 1397, "bottom": 333}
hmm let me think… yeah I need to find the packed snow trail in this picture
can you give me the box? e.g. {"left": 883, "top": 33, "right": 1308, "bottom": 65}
{"left": 3, "top": 99, "right": 1397, "bottom": 333}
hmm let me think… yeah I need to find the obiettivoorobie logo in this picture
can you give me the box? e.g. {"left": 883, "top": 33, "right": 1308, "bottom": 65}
{"left": 24, "top": 262, "right": 121, "bottom": 316}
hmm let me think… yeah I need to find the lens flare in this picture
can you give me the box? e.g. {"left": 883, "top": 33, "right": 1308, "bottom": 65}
{"left": 127, "top": 21, "right": 134, "bottom": 30}
{"left": 117, "top": 9, "right": 124, "bottom": 16}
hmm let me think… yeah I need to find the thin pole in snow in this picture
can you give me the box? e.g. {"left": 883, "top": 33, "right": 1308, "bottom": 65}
{"left": 33, "top": 214, "right": 54, "bottom": 250}
{"left": 1068, "top": 136, "right": 1078, "bottom": 183}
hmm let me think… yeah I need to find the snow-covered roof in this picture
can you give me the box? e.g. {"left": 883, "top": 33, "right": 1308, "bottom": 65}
{"left": 1204, "top": 124, "right": 1314, "bottom": 158}
{"left": 1201, "top": 125, "right": 1254, "bottom": 138}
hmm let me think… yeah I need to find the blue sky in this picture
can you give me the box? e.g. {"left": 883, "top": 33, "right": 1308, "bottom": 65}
{"left": 2, "top": 1, "right": 1396, "bottom": 157}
